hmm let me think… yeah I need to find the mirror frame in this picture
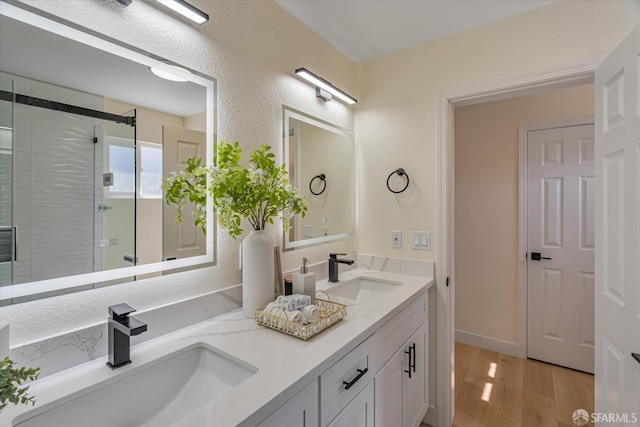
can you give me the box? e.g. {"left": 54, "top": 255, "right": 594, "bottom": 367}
{"left": 282, "top": 107, "right": 355, "bottom": 250}
{"left": 0, "top": 2, "right": 216, "bottom": 303}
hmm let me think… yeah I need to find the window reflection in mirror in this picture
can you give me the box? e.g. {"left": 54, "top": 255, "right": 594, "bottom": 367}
{"left": 283, "top": 108, "right": 355, "bottom": 250}
{"left": 0, "top": 4, "right": 215, "bottom": 304}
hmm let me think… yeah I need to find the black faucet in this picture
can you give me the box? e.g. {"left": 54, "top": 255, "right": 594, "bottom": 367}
{"left": 328, "top": 253, "right": 354, "bottom": 283}
{"left": 106, "top": 303, "right": 147, "bottom": 369}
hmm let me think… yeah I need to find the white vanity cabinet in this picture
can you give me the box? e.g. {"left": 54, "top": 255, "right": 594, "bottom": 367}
{"left": 256, "top": 288, "right": 429, "bottom": 427}
{"left": 373, "top": 292, "right": 429, "bottom": 427}
{"left": 403, "top": 321, "right": 428, "bottom": 426}
{"left": 327, "top": 380, "right": 374, "bottom": 427}
{"left": 320, "top": 335, "right": 373, "bottom": 424}
{"left": 257, "top": 379, "right": 319, "bottom": 427}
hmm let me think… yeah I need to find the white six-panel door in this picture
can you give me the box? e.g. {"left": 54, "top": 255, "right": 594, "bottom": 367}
{"left": 595, "top": 25, "right": 640, "bottom": 419}
{"left": 527, "top": 124, "right": 595, "bottom": 373}
{"left": 162, "top": 125, "right": 206, "bottom": 261}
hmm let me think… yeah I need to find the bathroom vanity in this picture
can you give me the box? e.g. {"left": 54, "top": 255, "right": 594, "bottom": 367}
{"left": 0, "top": 269, "right": 433, "bottom": 427}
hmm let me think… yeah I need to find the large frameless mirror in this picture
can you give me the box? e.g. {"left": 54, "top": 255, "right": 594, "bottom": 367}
{"left": 283, "top": 107, "right": 355, "bottom": 250}
{"left": 0, "top": 3, "right": 216, "bottom": 304}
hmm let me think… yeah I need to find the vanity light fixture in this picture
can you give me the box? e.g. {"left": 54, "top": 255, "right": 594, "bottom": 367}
{"left": 154, "top": 0, "right": 209, "bottom": 25}
{"left": 295, "top": 68, "right": 357, "bottom": 105}
{"left": 149, "top": 65, "right": 192, "bottom": 82}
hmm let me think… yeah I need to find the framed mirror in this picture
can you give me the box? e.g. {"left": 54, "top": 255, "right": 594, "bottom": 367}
{"left": 283, "top": 107, "right": 355, "bottom": 250}
{"left": 0, "top": 3, "right": 216, "bottom": 304}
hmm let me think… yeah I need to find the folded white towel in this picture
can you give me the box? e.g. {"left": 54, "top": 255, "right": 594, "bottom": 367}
{"left": 278, "top": 294, "right": 311, "bottom": 311}
{"left": 264, "top": 302, "right": 303, "bottom": 323}
{"left": 301, "top": 305, "right": 319, "bottom": 323}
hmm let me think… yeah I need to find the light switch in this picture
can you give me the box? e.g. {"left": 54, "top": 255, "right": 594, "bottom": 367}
{"left": 420, "top": 232, "right": 431, "bottom": 250}
{"left": 392, "top": 230, "right": 402, "bottom": 248}
{"left": 412, "top": 231, "right": 431, "bottom": 250}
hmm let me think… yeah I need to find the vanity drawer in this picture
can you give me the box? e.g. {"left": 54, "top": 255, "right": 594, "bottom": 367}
{"left": 320, "top": 334, "right": 373, "bottom": 425}
{"left": 371, "top": 290, "right": 428, "bottom": 374}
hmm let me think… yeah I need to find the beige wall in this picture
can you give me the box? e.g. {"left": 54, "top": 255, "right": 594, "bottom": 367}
{"left": 454, "top": 84, "right": 594, "bottom": 344}
{"left": 105, "top": 98, "right": 186, "bottom": 142}
{"left": 298, "top": 122, "right": 354, "bottom": 238}
{"left": 4, "top": 0, "right": 356, "bottom": 343}
{"left": 355, "top": 0, "right": 639, "bottom": 261}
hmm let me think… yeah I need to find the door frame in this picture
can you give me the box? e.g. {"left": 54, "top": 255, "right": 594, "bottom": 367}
{"left": 519, "top": 117, "right": 595, "bottom": 362}
{"left": 436, "top": 58, "right": 600, "bottom": 426}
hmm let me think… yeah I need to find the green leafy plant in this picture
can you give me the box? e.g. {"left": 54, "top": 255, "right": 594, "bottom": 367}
{"left": 0, "top": 356, "right": 40, "bottom": 411}
{"left": 162, "top": 141, "right": 307, "bottom": 239}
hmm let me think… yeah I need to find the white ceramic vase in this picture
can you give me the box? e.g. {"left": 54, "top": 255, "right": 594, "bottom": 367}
{"left": 242, "top": 230, "right": 274, "bottom": 318}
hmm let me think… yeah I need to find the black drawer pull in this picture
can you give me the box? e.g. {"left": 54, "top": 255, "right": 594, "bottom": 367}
{"left": 405, "top": 347, "right": 412, "bottom": 378}
{"left": 343, "top": 368, "right": 368, "bottom": 390}
{"left": 633, "top": 353, "right": 640, "bottom": 365}
{"left": 410, "top": 343, "right": 416, "bottom": 373}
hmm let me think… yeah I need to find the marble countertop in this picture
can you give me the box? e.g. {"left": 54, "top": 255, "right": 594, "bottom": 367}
{"left": 1, "top": 269, "right": 433, "bottom": 427}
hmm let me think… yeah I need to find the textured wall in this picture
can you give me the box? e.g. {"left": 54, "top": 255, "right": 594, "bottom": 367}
{"left": 2, "top": 0, "right": 356, "bottom": 344}
{"left": 355, "top": 0, "right": 639, "bottom": 261}
{"left": 454, "top": 84, "right": 594, "bottom": 344}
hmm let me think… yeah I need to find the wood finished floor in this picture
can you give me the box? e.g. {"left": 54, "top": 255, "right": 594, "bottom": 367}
{"left": 453, "top": 342, "right": 594, "bottom": 427}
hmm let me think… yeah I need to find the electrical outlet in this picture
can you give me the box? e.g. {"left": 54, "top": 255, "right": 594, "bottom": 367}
{"left": 392, "top": 230, "right": 402, "bottom": 248}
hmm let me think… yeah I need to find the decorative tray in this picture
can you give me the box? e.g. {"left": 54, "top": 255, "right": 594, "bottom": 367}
{"left": 255, "top": 297, "right": 347, "bottom": 340}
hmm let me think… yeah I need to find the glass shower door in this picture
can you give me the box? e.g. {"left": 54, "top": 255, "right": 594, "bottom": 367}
{"left": 94, "top": 109, "right": 136, "bottom": 283}
{"left": 0, "top": 76, "right": 14, "bottom": 288}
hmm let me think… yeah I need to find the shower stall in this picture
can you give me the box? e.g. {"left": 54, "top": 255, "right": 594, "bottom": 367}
{"left": 0, "top": 74, "right": 137, "bottom": 293}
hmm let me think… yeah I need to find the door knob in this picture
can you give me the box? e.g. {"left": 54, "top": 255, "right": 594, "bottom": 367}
{"left": 633, "top": 353, "right": 640, "bottom": 365}
{"left": 530, "top": 252, "right": 552, "bottom": 261}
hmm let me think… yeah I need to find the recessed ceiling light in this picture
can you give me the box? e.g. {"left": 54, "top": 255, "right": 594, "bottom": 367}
{"left": 149, "top": 65, "right": 192, "bottom": 82}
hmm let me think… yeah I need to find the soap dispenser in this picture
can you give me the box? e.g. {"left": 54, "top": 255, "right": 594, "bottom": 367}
{"left": 293, "top": 257, "right": 316, "bottom": 304}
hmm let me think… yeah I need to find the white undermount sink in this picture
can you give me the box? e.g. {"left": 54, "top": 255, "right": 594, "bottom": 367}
{"left": 14, "top": 344, "right": 256, "bottom": 427}
{"left": 324, "top": 276, "right": 403, "bottom": 303}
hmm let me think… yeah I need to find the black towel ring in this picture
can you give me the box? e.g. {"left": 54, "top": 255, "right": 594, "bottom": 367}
{"left": 386, "top": 168, "right": 410, "bottom": 194}
{"left": 309, "top": 173, "right": 327, "bottom": 195}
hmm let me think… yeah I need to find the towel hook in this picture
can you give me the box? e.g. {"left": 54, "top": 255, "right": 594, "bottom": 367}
{"left": 386, "top": 168, "right": 410, "bottom": 194}
{"left": 309, "top": 173, "right": 327, "bottom": 195}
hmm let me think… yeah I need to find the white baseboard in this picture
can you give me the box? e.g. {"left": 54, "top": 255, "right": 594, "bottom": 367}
{"left": 455, "top": 329, "right": 525, "bottom": 358}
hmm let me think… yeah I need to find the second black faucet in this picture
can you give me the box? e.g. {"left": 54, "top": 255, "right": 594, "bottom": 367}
{"left": 328, "top": 253, "right": 354, "bottom": 283}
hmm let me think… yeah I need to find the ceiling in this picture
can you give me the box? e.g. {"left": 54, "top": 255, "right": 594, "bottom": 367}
{"left": 275, "top": 0, "right": 558, "bottom": 63}
{"left": 0, "top": 15, "right": 206, "bottom": 118}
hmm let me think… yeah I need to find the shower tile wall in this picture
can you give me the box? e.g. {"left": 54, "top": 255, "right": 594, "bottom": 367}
{"left": 10, "top": 74, "right": 102, "bottom": 286}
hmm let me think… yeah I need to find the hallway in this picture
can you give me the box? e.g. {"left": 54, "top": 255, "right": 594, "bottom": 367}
{"left": 453, "top": 342, "right": 594, "bottom": 427}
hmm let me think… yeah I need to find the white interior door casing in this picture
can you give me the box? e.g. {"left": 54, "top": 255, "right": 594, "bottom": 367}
{"left": 595, "top": 25, "right": 640, "bottom": 417}
{"left": 527, "top": 123, "right": 595, "bottom": 373}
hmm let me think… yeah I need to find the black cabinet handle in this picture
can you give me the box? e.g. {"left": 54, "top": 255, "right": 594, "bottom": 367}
{"left": 633, "top": 353, "right": 640, "bottom": 365}
{"left": 405, "top": 347, "right": 413, "bottom": 378}
{"left": 343, "top": 367, "right": 368, "bottom": 390}
{"left": 530, "top": 252, "right": 552, "bottom": 261}
{"left": 410, "top": 343, "right": 416, "bottom": 373}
